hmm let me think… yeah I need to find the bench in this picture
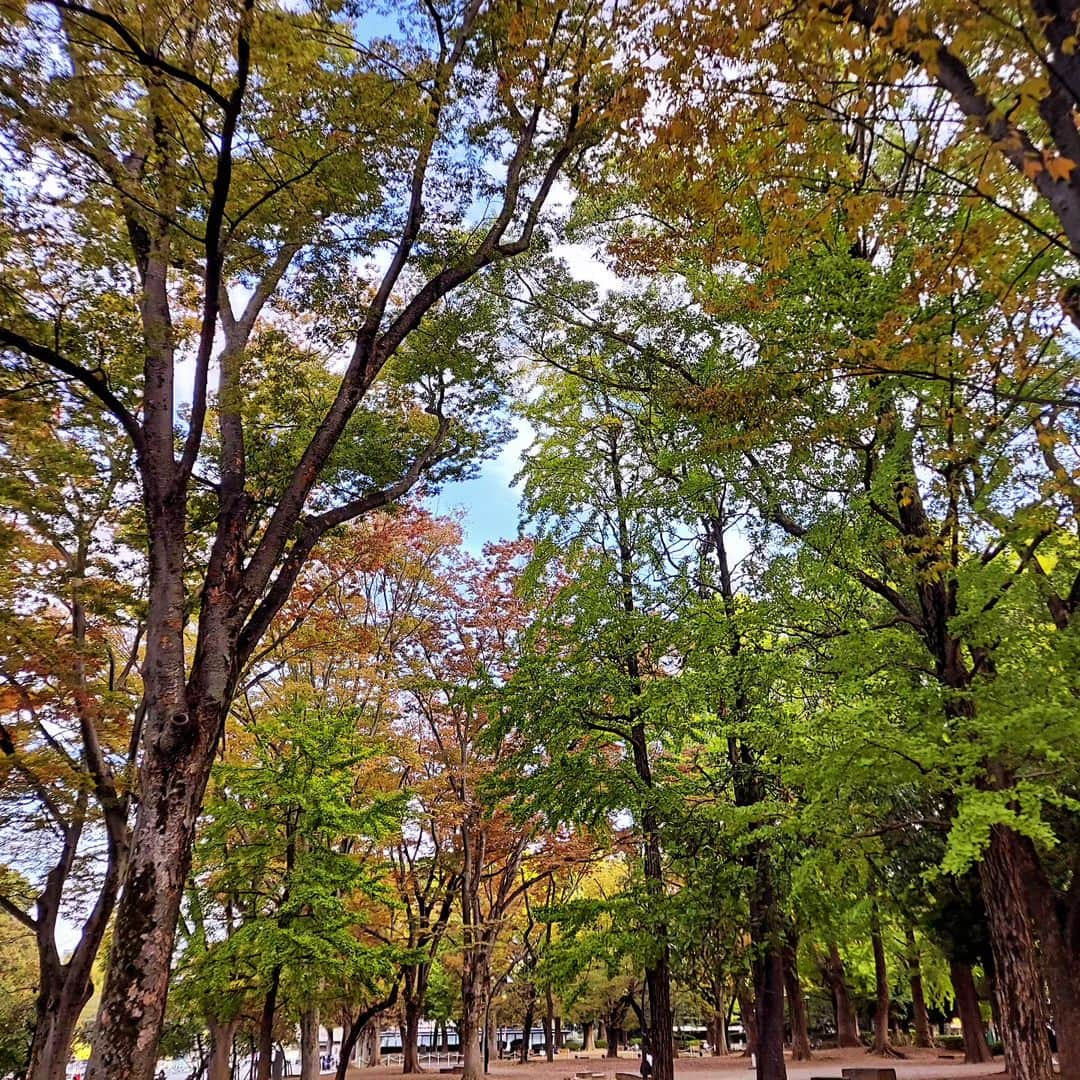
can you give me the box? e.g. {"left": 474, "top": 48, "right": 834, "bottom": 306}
{"left": 439, "top": 1068, "right": 463, "bottom": 1074}
{"left": 616, "top": 1071, "right": 640, "bottom": 1080}
{"left": 841, "top": 1069, "right": 897, "bottom": 1080}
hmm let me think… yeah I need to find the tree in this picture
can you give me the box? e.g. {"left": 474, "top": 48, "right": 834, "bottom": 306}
{"left": 0, "top": 380, "right": 141, "bottom": 1080}
{"left": 0, "top": 1, "right": 644, "bottom": 1073}
{"left": 0, "top": 874, "right": 38, "bottom": 1077}
{"left": 184, "top": 701, "right": 402, "bottom": 1080}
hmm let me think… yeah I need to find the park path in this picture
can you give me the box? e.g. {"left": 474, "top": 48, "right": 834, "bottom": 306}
{"left": 345, "top": 1048, "right": 1006, "bottom": 1080}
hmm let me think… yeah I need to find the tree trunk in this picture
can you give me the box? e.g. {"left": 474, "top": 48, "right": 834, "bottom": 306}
{"left": 25, "top": 958, "right": 96, "bottom": 1080}
{"left": 207, "top": 1019, "right": 239, "bottom": 1080}
{"left": 583, "top": 1021, "right": 595, "bottom": 1052}
{"left": 645, "top": 918, "right": 676, "bottom": 1080}
{"left": 948, "top": 961, "right": 993, "bottom": 1065}
{"left": 978, "top": 826, "right": 1054, "bottom": 1080}
{"left": 782, "top": 938, "right": 811, "bottom": 1062}
{"left": 905, "top": 929, "right": 933, "bottom": 1049}
{"left": 459, "top": 968, "right": 484, "bottom": 1080}
{"left": 753, "top": 933, "right": 787, "bottom": 1080}
{"left": 870, "top": 913, "right": 896, "bottom": 1057}
{"left": 737, "top": 987, "right": 758, "bottom": 1058}
{"left": 403, "top": 993, "right": 424, "bottom": 1074}
{"left": 255, "top": 967, "right": 282, "bottom": 1080}
{"left": 1017, "top": 835, "right": 1080, "bottom": 1080}
{"left": 370, "top": 1023, "right": 382, "bottom": 1067}
{"left": 543, "top": 992, "right": 554, "bottom": 1062}
{"left": 85, "top": 683, "right": 224, "bottom": 1080}
{"left": 521, "top": 996, "right": 536, "bottom": 1063}
{"left": 301, "top": 1007, "right": 320, "bottom": 1080}
{"left": 606, "top": 1029, "right": 620, "bottom": 1058}
{"left": 555, "top": 1015, "right": 563, "bottom": 1051}
{"left": 744, "top": 844, "right": 786, "bottom": 1080}
{"left": 711, "top": 1009, "right": 728, "bottom": 1056}
{"left": 824, "top": 946, "right": 860, "bottom": 1048}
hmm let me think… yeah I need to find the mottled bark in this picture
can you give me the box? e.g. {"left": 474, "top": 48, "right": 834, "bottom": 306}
{"left": 979, "top": 826, "right": 1054, "bottom": 1080}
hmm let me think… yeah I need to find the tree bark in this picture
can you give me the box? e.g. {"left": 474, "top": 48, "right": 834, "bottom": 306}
{"left": 711, "top": 1009, "right": 728, "bottom": 1056}
{"left": 543, "top": 989, "right": 554, "bottom": 1062}
{"left": 25, "top": 954, "right": 97, "bottom": 1080}
{"left": 823, "top": 945, "right": 860, "bottom": 1048}
{"left": 207, "top": 1019, "right": 238, "bottom": 1080}
{"left": 255, "top": 967, "right": 282, "bottom": 1080}
{"left": 978, "top": 826, "right": 1054, "bottom": 1080}
{"left": 782, "top": 937, "right": 811, "bottom": 1062}
{"left": 333, "top": 988, "right": 399, "bottom": 1080}
{"left": 870, "top": 912, "right": 898, "bottom": 1057}
{"left": 905, "top": 928, "right": 933, "bottom": 1049}
{"left": 521, "top": 994, "right": 536, "bottom": 1063}
{"left": 459, "top": 947, "right": 485, "bottom": 1080}
{"left": 301, "top": 1007, "right": 320, "bottom": 1080}
{"left": 737, "top": 987, "right": 758, "bottom": 1058}
{"left": 403, "top": 992, "right": 424, "bottom": 1074}
{"left": 948, "top": 960, "right": 993, "bottom": 1065}
{"left": 1016, "top": 834, "right": 1080, "bottom": 1080}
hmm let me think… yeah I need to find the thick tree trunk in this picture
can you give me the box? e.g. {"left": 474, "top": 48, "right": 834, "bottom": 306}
{"left": 948, "top": 960, "right": 993, "bottom": 1065}
{"left": 301, "top": 1007, "right": 320, "bottom": 1080}
{"left": 606, "top": 1029, "right": 620, "bottom": 1058}
{"left": 370, "top": 1022, "right": 382, "bottom": 1066}
{"left": 86, "top": 688, "right": 224, "bottom": 1080}
{"left": 460, "top": 967, "right": 484, "bottom": 1080}
{"left": 583, "top": 1021, "right": 595, "bottom": 1052}
{"left": 782, "top": 938, "right": 811, "bottom": 1062}
{"left": 905, "top": 929, "right": 933, "bottom": 1049}
{"left": 753, "top": 933, "right": 787, "bottom": 1080}
{"left": 978, "top": 826, "right": 1054, "bottom": 1080}
{"left": 555, "top": 1015, "right": 562, "bottom": 1051}
{"left": 737, "top": 987, "right": 758, "bottom": 1058}
{"left": 824, "top": 946, "right": 860, "bottom": 1048}
{"left": 403, "top": 994, "right": 424, "bottom": 1073}
{"left": 25, "top": 958, "right": 96, "bottom": 1080}
{"left": 1016, "top": 835, "right": 1080, "bottom": 1080}
{"left": 207, "top": 1019, "right": 238, "bottom": 1080}
{"left": 711, "top": 1009, "right": 728, "bottom": 1056}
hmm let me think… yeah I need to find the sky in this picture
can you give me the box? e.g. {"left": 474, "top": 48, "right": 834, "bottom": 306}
{"left": 427, "top": 241, "right": 620, "bottom": 554}
{"left": 428, "top": 422, "right": 531, "bottom": 554}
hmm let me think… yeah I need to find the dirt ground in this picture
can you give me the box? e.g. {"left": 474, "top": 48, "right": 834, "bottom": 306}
{"left": 344, "top": 1048, "right": 1007, "bottom": 1080}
